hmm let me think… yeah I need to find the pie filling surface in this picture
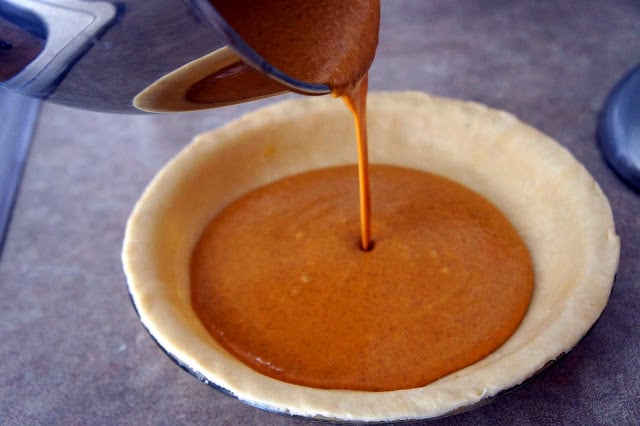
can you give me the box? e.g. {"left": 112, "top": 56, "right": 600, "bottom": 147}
{"left": 191, "top": 164, "right": 534, "bottom": 391}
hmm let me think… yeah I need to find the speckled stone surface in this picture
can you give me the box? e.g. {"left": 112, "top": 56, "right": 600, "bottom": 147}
{"left": 1, "top": 1, "right": 638, "bottom": 424}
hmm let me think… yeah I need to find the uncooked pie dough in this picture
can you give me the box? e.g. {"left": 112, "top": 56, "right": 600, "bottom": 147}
{"left": 122, "top": 92, "right": 619, "bottom": 421}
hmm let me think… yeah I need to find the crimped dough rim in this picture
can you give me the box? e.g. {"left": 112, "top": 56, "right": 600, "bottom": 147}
{"left": 122, "top": 92, "right": 619, "bottom": 422}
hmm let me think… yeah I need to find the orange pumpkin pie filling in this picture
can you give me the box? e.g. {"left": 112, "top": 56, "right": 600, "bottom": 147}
{"left": 191, "top": 164, "right": 534, "bottom": 391}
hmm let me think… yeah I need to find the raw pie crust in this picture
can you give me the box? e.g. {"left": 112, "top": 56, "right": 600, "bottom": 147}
{"left": 122, "top": 92, "right": 620, "bottom": 422}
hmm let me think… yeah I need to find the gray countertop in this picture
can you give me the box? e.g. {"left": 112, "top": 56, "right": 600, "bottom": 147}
{"left": 1, "top": 1, "right": 639, "bottom": 424}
